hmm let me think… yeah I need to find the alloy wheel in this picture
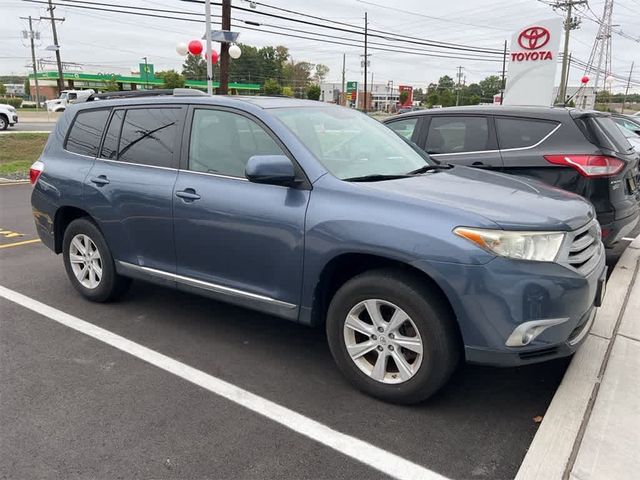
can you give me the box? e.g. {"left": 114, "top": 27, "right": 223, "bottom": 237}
{"left": 69, "top": 234, "right": 103, "bottom": 289}
{"left": 343, "top": 299, "right": 423, "bottom": 384}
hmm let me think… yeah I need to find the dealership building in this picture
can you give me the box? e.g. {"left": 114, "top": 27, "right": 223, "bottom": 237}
{"left": 28, "top": 68, "right": 260, "bottom": 100}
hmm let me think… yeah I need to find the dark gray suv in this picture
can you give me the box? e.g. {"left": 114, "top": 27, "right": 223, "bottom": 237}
{"left": 384, "top": 106, "right": 640, "bottom": 247}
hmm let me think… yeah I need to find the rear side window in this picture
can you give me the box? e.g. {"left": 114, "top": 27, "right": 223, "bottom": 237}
{"left": 387, "top": 118, "right": 419, "bottom": 141}
{"left": 118, "top": 108, "right": 180, "bottom": 168}
{"left": 426, "top": 116, "right": 489, "bottom": 154}
{"left": 65, "top": 109, "right": 110, "bottom": 157}
{"left": 578, "top": 116, "right": 633, "bottom": 154}
{"left": 495, "top": 118, "right": 558, "bottom": 149}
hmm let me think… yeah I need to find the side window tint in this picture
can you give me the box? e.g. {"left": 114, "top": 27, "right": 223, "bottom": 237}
{"left": 387, "top": 118, "right": 418, "bottom": 140}
{"left": 65, "top": 109, "right": 110, "bottom": 157}
{"left": 118, "top": 108, "right": 180, "bottom": 168}
{"left": 100, "top": 110, "right": 123, "bottom": 159}
{"left": 189, "top": 109, "right": 284, "bottom": 178}
{"left": 496, "top": 118, "right": 558, "bottom": 149}
{"left": 426, "top": 116, "right": 489, "bottom": 154}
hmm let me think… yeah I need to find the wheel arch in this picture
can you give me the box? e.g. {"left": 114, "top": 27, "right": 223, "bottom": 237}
{"left": 310, "top": 253, "right": 461, "bottom": 336}
{"left": 53, "top": 205, "right": 94, "bottom": 253}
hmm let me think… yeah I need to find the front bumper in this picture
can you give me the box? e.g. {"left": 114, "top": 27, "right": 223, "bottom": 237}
{"left": 415, "top": 248, "right": 606, "bottom": 367}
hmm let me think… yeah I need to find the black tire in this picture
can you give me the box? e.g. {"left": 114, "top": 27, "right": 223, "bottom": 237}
{"left": 62, "top": 217, "right": 130, "bottom": 302}
{"left": 326, "top": 269, "right": 460, "bottom": 404}
{"left": 0, "top": 115, "right": 8, "bottom": 131}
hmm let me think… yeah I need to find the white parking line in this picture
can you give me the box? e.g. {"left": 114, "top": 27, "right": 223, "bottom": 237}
{"left": 0, "top": 284, "right": 448, "bottom": 480}
{"left": 621, "top": 237, "right": 635, "bottom": 242}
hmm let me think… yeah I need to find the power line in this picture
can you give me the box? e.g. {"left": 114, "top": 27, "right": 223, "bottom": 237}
{"left": 21, "top": 0, "right": 502, "bottom": 63}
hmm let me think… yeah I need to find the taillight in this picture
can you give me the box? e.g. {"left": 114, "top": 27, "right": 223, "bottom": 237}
{"left": 29, "top": 160, "right": 44, "bottom": 185}
{"left": 544, "top": 155, "right": 625, "bottom": 178}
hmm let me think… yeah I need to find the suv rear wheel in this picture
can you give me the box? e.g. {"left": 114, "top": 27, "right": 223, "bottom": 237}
{"left": 326, "top": 269, "right": 459, "bottom": 404}
{"left": 62, "top": 218, "right": 130, "bottom": 302}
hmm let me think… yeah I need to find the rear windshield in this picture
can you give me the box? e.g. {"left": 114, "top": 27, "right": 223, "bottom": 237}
{"left": 577, "top": 115, "right": 633, "bottom": 154}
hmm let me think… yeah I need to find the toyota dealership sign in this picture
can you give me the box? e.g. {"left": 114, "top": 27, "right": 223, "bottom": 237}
{"left": 503, "top": 18, "right": 562, "bottom": 106}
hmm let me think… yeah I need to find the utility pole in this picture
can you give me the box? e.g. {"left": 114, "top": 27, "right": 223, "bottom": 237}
{"left": 41, "top": 0, "right": 65, "bottom": 94}
{"left": 205, "top": 0, "right": 213, "bottom": 94}
{"left": 341, "top": 53, "right": 345, "bottom": 106}
{"left": 621, "top": 61, "right": 634, "bottom": 114}
{"left": 554, "top": 0, "right": 587, "bottom": 103}
{"left": 363, "top": 12, "right": 368, "bottom": 111}
{"left": 21, "top": 16, "right": 41, "bottom": 109}
{"left": 500, "top": 40, "right": 507, "bottom": 104}
{"left": 455, "top": 66, "right": 464, "bottom": 106}
{"left": 219, "top": 0, "right": 231, "bottom": 95}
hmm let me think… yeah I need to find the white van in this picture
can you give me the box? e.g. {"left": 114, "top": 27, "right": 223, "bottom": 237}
{"left": 45, "top": 89, "right": 95, "bottom": 112}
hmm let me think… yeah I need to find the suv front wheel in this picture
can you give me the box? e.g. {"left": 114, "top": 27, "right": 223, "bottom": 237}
{"left": 62, "top": 218, "right": 130, "bottom": 302}
{"left": 326, "top": 269, "right": 460, "bottom": 404}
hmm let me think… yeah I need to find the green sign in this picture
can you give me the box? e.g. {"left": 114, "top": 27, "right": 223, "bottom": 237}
{"left": 346, "top": 81, "right": 357, "bottom": 92}
{"left": 139, "top": 63, "right": 155, "bottom": 80}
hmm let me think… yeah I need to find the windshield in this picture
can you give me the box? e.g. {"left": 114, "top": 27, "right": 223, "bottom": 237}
{"left": 59, "top": 92, "right": 68, "bottom": 100}
{"left": 271, "top": 107, "right": 431, "bottom": 179}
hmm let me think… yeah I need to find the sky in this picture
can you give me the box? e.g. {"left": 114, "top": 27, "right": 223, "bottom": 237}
{"left": 2, "top": 0, "right": 639, "bottom": 92}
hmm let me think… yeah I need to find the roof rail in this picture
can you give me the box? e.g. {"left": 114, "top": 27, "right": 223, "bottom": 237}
{"left": 89, "top": 88, "right": 208, "bottom": 101}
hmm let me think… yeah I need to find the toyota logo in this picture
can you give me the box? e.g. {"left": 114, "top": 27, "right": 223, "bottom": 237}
{"left": 518, "top": 26, "right": 550, "bottom": 50}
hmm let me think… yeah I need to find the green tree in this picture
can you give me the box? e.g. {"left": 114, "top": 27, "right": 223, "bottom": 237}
{"left": 24, "top": 78, "right": 30, "bottom": 96}
{"left": 182, "top": 53, "right": 207, "bottom": 81}
{"left": 306, "top": 84, "right": 321, "bottom": 100}
{"left": 282, "top": 86, "right": 294, "bottom": 97}
{"left": 399, "top": 90, "right": 409, "bottom": 105}
{"left": 103, "top": 76, "right": 120, "bottom": 92}
{"left": 263, "top": 78, "right": 282, "bottom": 95}
{"left": 313, "top": 64, "right": 330, "bottom": 84}
{"left": 478, "top": 75, "right": 502, "bottom": 99}
{"left": 158, "top": 70, "right": 185, "bottom": 89}
{"left": 437, "top": 75, "right": 456, "bottom": 91}
{"left": 0, "top": 83, "right": 6, "bottom": 96}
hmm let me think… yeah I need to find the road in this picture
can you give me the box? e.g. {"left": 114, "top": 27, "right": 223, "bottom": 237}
{"left": 3, "top": 122, "right": 55, "bottom": 133}
{"left": 0, "top": 182, "right": 634, "bottom": 480}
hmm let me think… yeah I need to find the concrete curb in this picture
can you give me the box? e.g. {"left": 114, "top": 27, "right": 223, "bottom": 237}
{"left": 516, "top": 235, "right": 640, "bottom": 480}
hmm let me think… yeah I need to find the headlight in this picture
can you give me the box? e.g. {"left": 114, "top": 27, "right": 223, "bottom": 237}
{"left": 454, "top": 227, "right": 566, "bottom": 262}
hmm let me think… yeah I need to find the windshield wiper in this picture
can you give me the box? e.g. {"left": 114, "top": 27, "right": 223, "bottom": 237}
{"left": 407, "top": 163, "right": 454, "bottom": 175}
{"left": 343, "top": 174, "right": 412, "bottom": 182}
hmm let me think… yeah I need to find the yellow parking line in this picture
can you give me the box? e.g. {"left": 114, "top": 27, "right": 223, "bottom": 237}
{"left": 0, "top": 239, "right": 41, "bottom": 249}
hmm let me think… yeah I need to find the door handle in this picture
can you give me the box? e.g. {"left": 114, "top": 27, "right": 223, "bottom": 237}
{"left": 90, "top": 175, "right": 110, "bottom": 185}
{"left": 175, "top": 188, "right": 201, "bottom": 201}
{"left": 471, "top": 162, "right": 492, "bottom": 169}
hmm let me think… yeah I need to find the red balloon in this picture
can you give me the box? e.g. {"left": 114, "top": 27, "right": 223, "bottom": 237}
{"left": 188, "top": 40, "right": 203, "bottom": 55}
{"left": 581, "top": 75, "right": 590, "bottom": 84}
{"left": 204, "top": 50, "right": 219, "bottom": 65}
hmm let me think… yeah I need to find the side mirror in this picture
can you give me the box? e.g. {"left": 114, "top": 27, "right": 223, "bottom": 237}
{"left": 245, "top": 155, "right": 297, "bottom": 187}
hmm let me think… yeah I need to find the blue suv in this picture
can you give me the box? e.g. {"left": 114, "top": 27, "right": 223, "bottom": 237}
{"left": 31, "top": 91, "right": 606, "bottom": 403}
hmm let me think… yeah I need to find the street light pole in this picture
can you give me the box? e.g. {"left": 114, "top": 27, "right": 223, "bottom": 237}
{"left": 363, "top": 11, "right": 368, "bottom": 111}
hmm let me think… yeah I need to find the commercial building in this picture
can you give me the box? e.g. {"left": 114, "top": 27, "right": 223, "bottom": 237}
{"left": 28, "top": 69, "right": 261, "bottom": 100}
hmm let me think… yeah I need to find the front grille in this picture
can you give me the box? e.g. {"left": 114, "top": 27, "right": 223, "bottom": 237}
{"left": 561, "top": 219, "right": 603, "bottom": 275}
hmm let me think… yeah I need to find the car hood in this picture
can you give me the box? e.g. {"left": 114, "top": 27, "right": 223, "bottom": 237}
{"left": 361, "top": 166, "right": 595, "bottom": 231}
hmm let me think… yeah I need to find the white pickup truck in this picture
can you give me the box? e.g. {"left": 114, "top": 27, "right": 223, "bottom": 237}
{"left": 0, "top": 103, "right": 18, "bottom": 130}
{"left": 45, "top": 89, "right": 95, "bottom": 112}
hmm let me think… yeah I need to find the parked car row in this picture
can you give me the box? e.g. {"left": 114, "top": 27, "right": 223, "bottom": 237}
{"left": 30, "top": 91, "right": 628, "bottom": 403}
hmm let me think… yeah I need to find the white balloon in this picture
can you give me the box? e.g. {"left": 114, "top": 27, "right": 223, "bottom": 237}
{"left": 176, "top": 42, "right": 188, "bottom": 56}
{"left": 605, "top": 75, "right": 615, "bottom": 84}
{"left": 229, "top": 44, "right": 242, "bottom": 59}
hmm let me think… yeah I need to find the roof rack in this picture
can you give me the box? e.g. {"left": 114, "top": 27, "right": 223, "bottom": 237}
{"left": 89, "top": 88, "right": 207, "bottom": 101}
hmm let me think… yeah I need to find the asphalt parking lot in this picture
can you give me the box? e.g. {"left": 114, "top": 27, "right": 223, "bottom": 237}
{"left": 0, "top": 182, "right": 636, "bottom": 480}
